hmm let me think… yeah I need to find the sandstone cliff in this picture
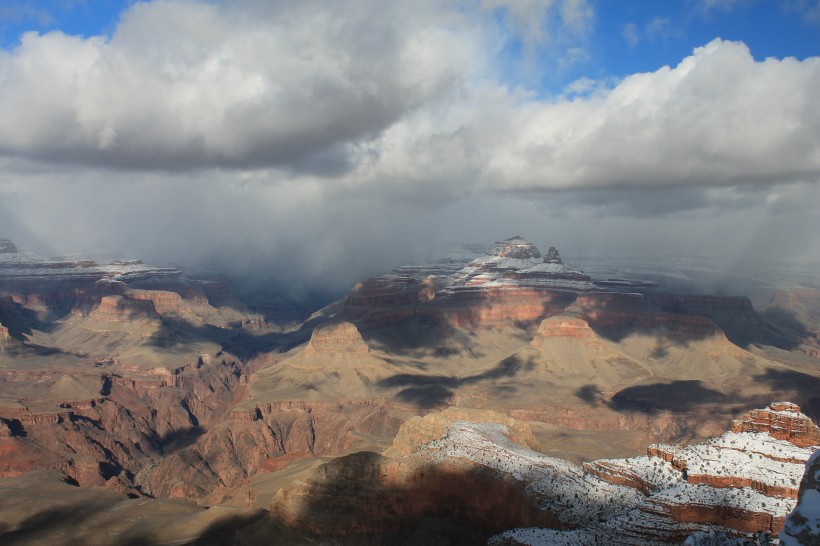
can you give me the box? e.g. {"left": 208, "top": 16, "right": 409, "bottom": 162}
{"left": 303, "top": 321, "right": 369, "bottom": 354}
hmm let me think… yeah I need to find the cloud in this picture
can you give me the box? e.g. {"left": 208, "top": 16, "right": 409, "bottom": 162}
{"left": 0, "top": 1, "right": 818, "bottom": 292}
{"left": 783, "top": 0, "right": 820, "bottom": 24}
{"left": 354, "top": 38, "right": 820, "bottom": 198}
{"left": 695, "top": 0, "right": 758, "bottom": 16}
{"left": 0, "top": 0, "right": 474, "bottom": 173}
{"left": 621, "top": 22, "right": 640, "bottom": 49}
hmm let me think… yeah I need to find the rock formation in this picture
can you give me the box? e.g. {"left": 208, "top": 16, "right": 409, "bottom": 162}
{"left": 731, "top": 402, "right": 820, "bottom": 448}
{"left": 303, "top": 321, "right": 369, "bottom": 354}
{"left": 0, "top": 238, "right": 19, "bottom": 254}
{"left": 493, "top": 403, "right": 819, "bottom": 545}
{"left": 270, "top": 404, "right": 818, "bottom": 545}
{"left": 84, "top": 295, "right": 161, "bottom": 322}
{"left": 543, "top": 246, "right": 562, "bottom": 264}
{"left": 779, "top": 449, "right": 820, "bottom": 545}
{"left": 486, "top": 236, "right": 543, "bottom": 259}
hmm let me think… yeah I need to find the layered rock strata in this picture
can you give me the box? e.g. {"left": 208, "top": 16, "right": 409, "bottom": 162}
{"left": 303, "top": 321, "right": 369, "bottom": 354}
{"left": 270, "top": 404, "right": 817, "bottom": 545}
{"left": 493, "top": 403, "right": 819, "bottom": 545}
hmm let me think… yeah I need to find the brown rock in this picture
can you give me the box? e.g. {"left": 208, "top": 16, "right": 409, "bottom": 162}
{"left": 82, "top": 295, "right": 160, "bottom": 322}
{"left": 732, "top": 402, "right": 820, "bottom": 448}
{"left": 303, "top": 321, "right": 369, "bottom": 354}
{"left": 126, "top": 289, "right": 192, "bottom": 315}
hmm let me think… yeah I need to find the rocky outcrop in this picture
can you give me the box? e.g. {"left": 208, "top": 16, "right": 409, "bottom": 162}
{"left": 530, "top": 316, "right": 599, "bottom": 344}
{"left": 126, "top": 289, "right": 192, "bottom": 315}
{"left": 489, "top": 403, "right": 818, "bottom": 545}
{"left": 271, "top": 402, "right": 811, "bottom": 545}
{"left": 543, "top": 246, "right": 562, "bottom": 264}
{"left": 0, "top": 238, "right": 19, "bottom": 254}
{"left": 83, "top": 295, "right": 160, "bottom": 322}
{"left": 779, "top": 449, "right": 820, "bottom": 545}
{"left": 386, "top": 407, "right": 541, "bottom": 457}
{"left": 303, "top": 322, "right": 369, "bottom": 354}
{"left": 731, "top": 402, "right": 820, "bottom": 448}
{"left": 487, "top": 236, "right": 542, "bottom": 259}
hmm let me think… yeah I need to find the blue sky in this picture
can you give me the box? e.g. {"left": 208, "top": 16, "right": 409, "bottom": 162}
{"left": 3, "top": 0, "right": 817, "bottom": 95}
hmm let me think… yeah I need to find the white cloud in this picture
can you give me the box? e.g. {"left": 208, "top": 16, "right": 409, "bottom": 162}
{"left": 0, "top": 0, "right": 475, "bottom": 172}
{"left": 354, "top": 39, "right": 820, "bottom": 196}
{"left": 783, "top": 0, "right": 820, "bottom": 24}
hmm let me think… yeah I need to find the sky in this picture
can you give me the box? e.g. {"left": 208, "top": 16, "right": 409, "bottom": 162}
{"left": 0, "top": 0, "right": 818, "bottom": 294}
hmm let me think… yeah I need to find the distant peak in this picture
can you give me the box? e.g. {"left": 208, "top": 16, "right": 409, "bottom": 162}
{"left": 0, "top": 239, "right": 19, "bottom": 254}
{"left": 487, "top": 236, "right": 542, "bottom": 259}
{"left": 543, "top": 246, "right": 563, "bottom": 264}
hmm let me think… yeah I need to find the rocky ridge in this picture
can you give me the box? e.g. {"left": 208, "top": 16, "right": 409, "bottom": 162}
{"left": 493, "top": 403, "right": 819, "bottom": 545}
{"left": 269, "top": 403, "right": 818, "bottom": 545}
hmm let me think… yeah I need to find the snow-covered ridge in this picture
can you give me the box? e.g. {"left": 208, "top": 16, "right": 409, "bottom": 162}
{"left": 0, "top": 239, "right": 180, "bottom": 283}
{"left": 412, "top": 403, "right": 819, "bottom": 545}
{"left": 445, "top": 237, "right": 596, "bottom": 293}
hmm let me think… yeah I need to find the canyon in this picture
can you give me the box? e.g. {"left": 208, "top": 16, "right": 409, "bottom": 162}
{"left": 1, "top": 236, "right": 819, "bottom": 544}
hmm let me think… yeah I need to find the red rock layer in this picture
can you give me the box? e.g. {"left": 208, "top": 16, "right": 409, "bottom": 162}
{"left": 731, "top": 402, "right": 820, "bottom": 448}
{"left": 582, "top": 461, "right": 656, "bottom": 495}
{"left": 662, "top": 503, "right": 786, "bottom": 536}
{"left": 0, "top": 357, "right": 248, "bottom": 495}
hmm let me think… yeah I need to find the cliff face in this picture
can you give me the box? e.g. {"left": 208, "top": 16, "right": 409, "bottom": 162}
{"left": 339, "top": 237, "right": 770, "bottom": 345}
{"left": 83, "top": 295, "right": 161, "bottom": 322}
{"left": 731, "top": 402, "right": 820, "bottom": 448}
{"left": 125, "top": 289, "right": 193, "bottom": 315}
{"left": 779, "top": 449, "right": 820, "bottom": 545}
{"left": 303, "top": 321, "right": 369, "bottom": 354}
{"left": 0, "top": 354, "right": 250, "bottom": 495}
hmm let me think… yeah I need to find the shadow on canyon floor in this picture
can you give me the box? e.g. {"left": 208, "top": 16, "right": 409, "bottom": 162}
{"left": 376, "top": 355, "right": 534, "bottom": 409}
{"left": 753, "top": 369, "right": 820, "bottom": 423}
{"left": 574, "top": 367, "right": 820, "bottom": 425}
{"left": 575, "top": 380, "right": 736, "bottom": 415}
{"left": 158, "top": 425, "right": 207, "bottom": 454}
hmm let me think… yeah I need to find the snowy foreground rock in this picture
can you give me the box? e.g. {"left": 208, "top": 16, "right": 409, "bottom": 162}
{"left": 437, "top": 402, "right": 817, "bottom": 545}
{"left": 268, "top": 403, "right": 818, "bottom": 545}
{"left": 779, "top": 449, "right": 820, "bottom": 545}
